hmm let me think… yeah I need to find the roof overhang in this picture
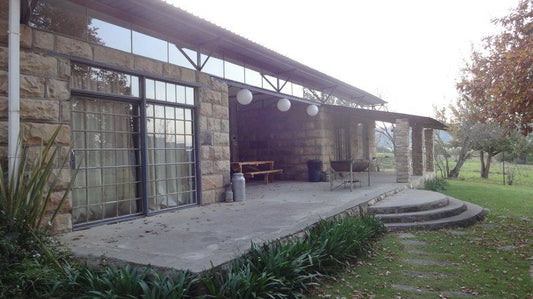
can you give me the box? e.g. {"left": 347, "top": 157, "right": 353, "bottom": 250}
{"left": 327, "top": 105, "right": 447, "bottom": 130}
{"left": 70, "top": 0, "right": 386, "bottom": 107}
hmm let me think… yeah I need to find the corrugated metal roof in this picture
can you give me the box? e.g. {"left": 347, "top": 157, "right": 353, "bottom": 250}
{"left": 72, "top": 0, "right": 386, "bottom": 106}
{"left": 327, "top": 105, "right": 447, "bottom": 130}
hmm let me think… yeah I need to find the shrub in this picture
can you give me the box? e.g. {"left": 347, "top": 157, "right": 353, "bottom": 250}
{"left": 306, "top": 215, "right": 386, "bottom": 274}
{"left": 141, "top": 269, "right": 197, "bottom": 299}
{"left": 423, "top": 177, "right": 450, "bottom": 192}
{"left": 201, "top": 215, "right": 386, "bottom": 298}
{"left": 0, "top": 128, "right": 77, "bottom": 298}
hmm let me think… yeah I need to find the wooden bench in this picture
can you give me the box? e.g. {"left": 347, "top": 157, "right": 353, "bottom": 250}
{"left": 244, "top": 169, "right": 283, "bottom": 184}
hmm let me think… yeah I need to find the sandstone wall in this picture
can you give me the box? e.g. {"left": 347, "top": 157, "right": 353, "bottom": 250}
{"left": 394, "top": 119, "right": 410, "bottom": 183}
{"left": 411, "top": 125, "right": 424, "bottom": 176}
{"left": 235, "top": 103, "right": 337, "bottom": 180}
{"left": 0, "top": 17, "right": 230, "bottom": 231}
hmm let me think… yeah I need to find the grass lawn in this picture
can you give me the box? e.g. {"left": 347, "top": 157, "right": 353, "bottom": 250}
{"left": 444, "top": 156, "right": 533, "bottom": 187}
{"left": 311, "top": 180, "right": 533, "bottom": 298}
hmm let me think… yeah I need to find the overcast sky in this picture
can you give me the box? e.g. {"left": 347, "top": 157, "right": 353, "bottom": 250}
{"left": 169, "top": 0, "right": 519, "bottom": 117}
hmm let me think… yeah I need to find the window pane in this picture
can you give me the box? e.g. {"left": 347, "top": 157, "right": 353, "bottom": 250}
{"left": 280, "top": 81, "right": 292, "bottom": 96}
{"left": 169, "top": 45, "right": 196, "bottom": 69}
{"left": 262, "top": 75, "right": 277, "bottom": 91}
{"left": 71, "top": 97, "right": 141, "bottom": 225}
{"left": 132, "top": 30, "right": 168, "bottom": 62}
{"left": 30, "top": 0, "right": 88, "bottom": 40}
{"left": 224, "top": 61, "right": 244, "bottom": 82}
{"left": 71, "top": 63, "right": 139, "bottom": 97}
{"left": 155, "top": 81, "right": 166, "bottom": 101}
{"left": 292, "top": 83, "right": 304, "bottom": 98}
{"left": 245, "top": 68, "right": 262, "bottom": 87}
{"left": 145, "top": 79, "right": 155, "bottom": 99}
{"left": 202, "top": 55, "right": 223, "bottom": 77}
{"left": 185, "top": 87, "right": 194, "bottom": 105}
{"left": 177, "top": 86, "right": 186, "bottom": 104}
{"left": 166, "top": 83, "right": 176, "bottom": 103}
{"left": 89, "top": 18, "right": 131, "bottom": 52}
{"left": 147, "top": 104, "right": 197, "bottom": 211}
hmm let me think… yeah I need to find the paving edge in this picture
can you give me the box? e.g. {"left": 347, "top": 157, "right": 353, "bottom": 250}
{"left": 65, "top": 176, "right": 430, "bottom": 275}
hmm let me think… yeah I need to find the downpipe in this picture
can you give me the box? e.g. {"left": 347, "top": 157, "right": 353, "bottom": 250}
{"left": 8, "top": 0, "right": 21, "bottom": 182}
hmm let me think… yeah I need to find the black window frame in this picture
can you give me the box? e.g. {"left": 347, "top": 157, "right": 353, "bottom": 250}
{"left": 69, "top": 58, "right": 201, "bottom": 230}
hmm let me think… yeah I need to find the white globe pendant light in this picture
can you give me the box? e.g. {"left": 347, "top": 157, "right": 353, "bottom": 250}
{"left": 277, "top": 98, "right": 291, "bottom": 112}
{"left": 306, "top": 104, "right": 319, "bottom": 116}
{"left": 236, "top": 88, "right": 253, "bottom": 105}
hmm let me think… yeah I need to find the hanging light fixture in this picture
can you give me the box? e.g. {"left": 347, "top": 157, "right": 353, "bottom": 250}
{"left": 306, "top": 104, "right": 319, "bottom": 116}
{"left": 236, "top": 88, "right": 253, "bottom": 105}
{"left": 277, "top": 98, "right": 291, "bottom": 112}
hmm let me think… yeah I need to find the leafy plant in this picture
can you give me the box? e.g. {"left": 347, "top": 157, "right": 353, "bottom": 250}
{"left": 0, "top": 127, "right": 78, "bottom": 297}
{"left": 141, "top": 269, "right": 198, "bottom": 299}
{"left": 0, "top": 127, "right": 76, "bottom": 233}
{"left": 306, "top": 215, "right": 386, "bottom": 274}
{"left": 423, "top": 177, "right": 450, "bottom": 192}
{"left": 201, "top": 215, "right": 386, "bottom": 298}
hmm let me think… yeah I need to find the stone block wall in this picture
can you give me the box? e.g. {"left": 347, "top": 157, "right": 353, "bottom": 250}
{"left": 0, "top": 19, "right": 230, "bottom": 231}
{"left": 236, "top": 102, "right": 336, "bottom": 180}
{"left": 363, "top": 121, "right": 377, "bottom": 171}
{"left": 394, "top": 119, "right": 410, "bottom": 183}
{"left": 198, "top": 78, "right": 230, "bottom": 204}
{"left": 349, "top": 122, "right": 363, "bottom": 159}
{"left": 411, "top": 125, "right": 424, "bottom": 176}
{"left": 0, "top": 21, "right": 72, "bottom": 232}
{"left": 424, "top": 128, "right": 434, "bottom": 172}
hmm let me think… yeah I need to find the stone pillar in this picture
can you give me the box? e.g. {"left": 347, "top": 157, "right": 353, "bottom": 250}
{"left": 394, "top": 119, "right": 410, "bottom": 183}
{"left": 424, "top": 128, "right": 434, "bottom": 172}
{"left": 356, "top": 123, "right": 364, "bottom": 159}
{"left": 364, "top": 121, "right": 377, "bottom": 171}
{"left": 411, "top": 125, "right": 423, "bottom": 176}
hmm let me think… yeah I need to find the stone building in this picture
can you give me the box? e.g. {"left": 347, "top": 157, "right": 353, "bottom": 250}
{"left": 1, "top": 0, "right": 445, "bottom": 232}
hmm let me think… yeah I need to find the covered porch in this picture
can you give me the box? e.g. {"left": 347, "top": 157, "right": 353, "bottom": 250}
{"left": 59, "top": 172, "right": 432, "bottom": 273}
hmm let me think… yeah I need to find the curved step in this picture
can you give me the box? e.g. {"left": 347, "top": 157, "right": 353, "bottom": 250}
{"left": 368, "top": 190, "right": 449, "bottom": 214}
{"left": 385, "top": 202, "right": 486, "bottom": 231}
{"left": 375, "top": 198, "right": 467, "bottom": 223}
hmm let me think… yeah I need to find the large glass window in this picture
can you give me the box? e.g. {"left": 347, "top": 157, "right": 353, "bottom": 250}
{"left": 201, "top": 55, "right": 224, "bottom": 77}
{"left": 71, "top": 64, "right": 197, "bottom": 226}
{"left": 89, "top": 17, "right": 132, "bottom": 53}
{"left": 224, "top": 61, "right": 245, "bottom": 83}
{"left": 244, "top": 68, "right": 262, "bottom": 87}
{"left": 132, "top": 30, "right": 168, "bottom": 62}
{"left": 30, "top": 0, "right": 88, "bottom": 39}
{"left": 169, "top": 45, "right": 197, "bottom": 69}
{"left": 72, "top": 64, "right": 139, "bottom": 97}
{"left": 71, "top": 97, "right": 142, "bottom": 224}
{"left": 146, "top": 104, "right": 196, "bottom": 211}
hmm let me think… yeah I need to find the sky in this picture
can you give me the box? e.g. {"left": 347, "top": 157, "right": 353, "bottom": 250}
{"left": 169, "top": 0, "right": 520, "bottom": 117}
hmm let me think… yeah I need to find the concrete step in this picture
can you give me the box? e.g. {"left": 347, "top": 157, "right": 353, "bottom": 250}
{"left": 369, "top": 189, "right": 486, "bottom": 231}
{"left": 375, "top": 198, "right": 467, "bottom": 223}
{"left": 385, "top": 202, "right": 486, "bottom": 231}
{"left": 368, "top": 189, "right": 449, "bottom": 214}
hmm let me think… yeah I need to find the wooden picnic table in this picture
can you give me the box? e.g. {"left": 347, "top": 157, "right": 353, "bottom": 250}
{"left": 231, "top": 161, "right": 283, "bottom": 184}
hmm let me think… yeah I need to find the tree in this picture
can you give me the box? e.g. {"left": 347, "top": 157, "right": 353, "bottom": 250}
{"left": 376, "top": 122, "right": 395, "bottom": 153}
{"left": 469, "top": 123, "right": 510, "bottom": 178}
{"left": 458, "top": 0, "right": 533, "bottom": 135}
{"left": 434, "top": 102, "right": 477, "bottom": 178}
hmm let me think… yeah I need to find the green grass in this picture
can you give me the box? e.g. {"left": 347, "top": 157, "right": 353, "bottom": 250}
{"left": 310, "top": 180, "right": 533, "bottom": 298}
{"left": 446, "top": 156, "right": 533, "bottom": 187}
{"left": 375, "top": 153, "right": 395, "bottom": 171}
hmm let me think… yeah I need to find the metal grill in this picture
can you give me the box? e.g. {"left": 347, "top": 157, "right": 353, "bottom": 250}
{"left": 71, "top": 97, "right": 142, "bottom": 225}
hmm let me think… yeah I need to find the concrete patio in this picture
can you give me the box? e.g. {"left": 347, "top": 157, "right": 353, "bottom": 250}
{"left": 59, "top": 172, "right": 430, "bottom": 273}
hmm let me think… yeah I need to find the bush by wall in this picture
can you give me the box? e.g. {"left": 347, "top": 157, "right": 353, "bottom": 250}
{"left": 423, "top": 177, "right": 450, "bottom": 192}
